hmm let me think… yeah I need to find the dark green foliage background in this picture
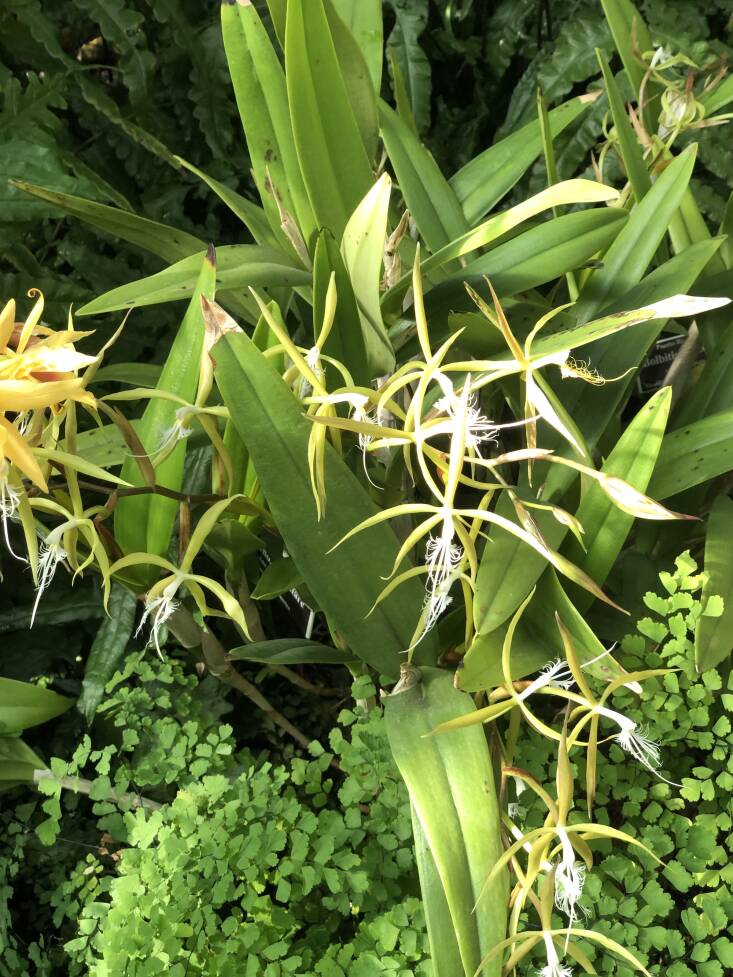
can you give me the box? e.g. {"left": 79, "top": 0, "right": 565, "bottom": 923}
{"left": 2, "top": 1, "right": 733, "bottom": 975}
{"left": 3, "top": 0, "right": 732, "bottom": 354}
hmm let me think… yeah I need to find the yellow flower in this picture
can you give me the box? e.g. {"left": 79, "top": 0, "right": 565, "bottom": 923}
{"left": 0, "top": 290, "right": 96, "bottom": 489}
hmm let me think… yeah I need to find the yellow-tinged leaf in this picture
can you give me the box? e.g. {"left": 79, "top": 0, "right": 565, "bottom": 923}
{"left": 33, "top": 447, "right": 131, "bottom": 487}
{"left": 340, "top": 172, "right": 395, "bottom": 375}
{"left": 429, "top": 698, "right": 515, "bottom": 734}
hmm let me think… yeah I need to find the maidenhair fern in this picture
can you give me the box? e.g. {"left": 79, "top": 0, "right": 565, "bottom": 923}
{"left": 3, "top": 556, "right": 730, "bottom": 976}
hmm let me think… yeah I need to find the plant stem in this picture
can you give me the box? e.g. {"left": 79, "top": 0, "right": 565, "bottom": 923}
{"left": 200, "top": 631, "right": 313, "bottom": 750}
{"left": 33, "top": 769, "right": 162, "bottom": 811}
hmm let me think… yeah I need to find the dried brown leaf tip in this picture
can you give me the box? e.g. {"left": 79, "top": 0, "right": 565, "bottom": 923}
{"left": 200, "top": 297, "right": 242, "bottom": 358}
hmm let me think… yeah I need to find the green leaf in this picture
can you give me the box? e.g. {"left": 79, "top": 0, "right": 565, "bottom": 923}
{"left": 331, "top": 0, "right": 383, "bottom": 93}
{"left": 74, "top": 74, "right": 180, "bottom": 169}
{"left": 385, "top": 0, "right": 430, "bottom": 134}
{"left": 452, "top": 207, "right": 627, "bottom": 288}
{"left": 113, "top": 249, "right": 217, "bottom": 574}
{"left": 379, "top": 98, "right": 468, "bottom": 252}
{"left": 449, "top": 94, "right": 598, "bottom": 224}
{"left": 541, "top": 237, "right": 723, "bottom": 501}
{"left": 475, "top": 240, "right": 722, "bottom": 635}
{"left": 668, "top": 192, "right": 727, "bottom": 353}
{"left": 340, "top": 174, "right": 395, "bottom": 375}
{"left": 648, "top": 410, "right": 733, "bottom": 499}
{"left": 473, "top": 497, "right": 566, "bottom": 638}
{"left": 418, "top": 208, "right": 626, "bottom": 330}
{"left": 214, "top": 330, "right": 437, "bottom": 677}
{"left": 385, "top": 179, "right": 619, "bottom": 309}
{"left": 700, "top": 74, "right": 733, "bottom": 116}
{"left": 67, "top": 421, "right": 134, "bottom": 470}
{"left": 564, "top": 386, "right": 672, "bottom": 602}
{"left": 313, "top": 230, "right": 369, "bottom": 385}
{"left": 0, "top": 679, "right": 73, "bottom": 735}
{"left": 77, "top": 583, "right": 137, "bottom": 724}
{"left": 572, "top": 146, "right": 697, "bottom": 323}
{"left": 251, "top": 558, "right": 303, "bottom": 600}
{"left": 0, "top": 592, "right": 104, "bottom": 633}
{"left": 285, "top": 0, "right": 373, "bottom": 240}
{"left": 77, "top": 245, "right": 308, "bottom": 316}
{"left": 410, "top": 805, "right": 464, "bottom": 977}
{"left": 675, "top": 311, "right": 733, "bottom": 425}
{"left": 465, "top": 567, "right": 621, "bottom": 692}
{"left": 596, "top": 51, "right": 651, "bottom": 203}
{"left": 325, "top": 0, "right": 380, "bottom": 163}
{"left": 175, "top": 156, "right": 279, "bottom": 248}
{"left": 600, "top": 0, "right": 659, "bottom": 129}
{"left": 384, "top": 668, "right": 506, "bottom": 977}
{"left": 10, "top": 180, "right": 204, "bottom": 265}
{"left": 264, "top": 0, "right": 287, "bottom": 44}
{"left": 695, "top": 495, "right": 733, "bottom": 672}
{"left": 501, "top": 300, "right": 699, "bottom": 363}
{"left": 221, "top": 0, "right": 316, "bottom": 245}
{"left": 386, "top": 45, "right": 420, "bottom": 136}
{"left": 0, "top": 736, "right": 45, "bottom": 783}
{"left": 228, "top": 639, "right": 356, "bottom": 666}
{"left": 94, "top": 363, "right": 162, "bottom": 388}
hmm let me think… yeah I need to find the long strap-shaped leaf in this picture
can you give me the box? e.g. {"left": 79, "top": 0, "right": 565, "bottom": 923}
{"left": 379, "top": 98, "right": 468, "bottom": 252}
{"left": 449, "top": 94, "right": 598, "bottom": 224}
{"left": 175, "top": 156, "right": 279, "bottom": 248}
{"left": 313, "top": 230, "right": 369, "bottom": 385}
{"left": 462, "top": 569, "right": 628, "bottom": 691}
{"left": 696, "top": 495, "right": 733, "bottom": 672}
{"left": 596, "top": 51, "right": 651, "bottom": 204}
{"left": 648, "top": 409, "right": 733, "bottom": 499}
{"left": 384, "top": 667, "right": 506, "bottom": 977}
{"left": 474, "top": 239, "right": 721, "bottom": 636}
{"left": 77, "top": 245, "right": 309, "bottom": 317}
{"left": 418, "top": 208, "right": 626, "bottom": 338}
{"left": 382, "top": 179, "right": 618, "bottom": 310}
{"left": 114, "top": 249, "right": 217, "bottom": 580}
{"left": 600, "top": 0, "right": 660, "bottom": 132}
{"left": 286, "top": 0, "right": 374, "bottom": 240}
{"left": 542, "top": 236, "right": 722, "bottom": 500}
{"left": 410, "top": 805, "right": 465, "bottom": 977}
{"left": 11, "top": 180, "right": 203, "bottom": 264}
{"left": 325, "top": 0, "right": 380, "bottom": 163}
{"left": 340, "top": 174, "right": 395, "bottom": 376}
{"left": 0, "top": 678, "right": 73, "bottom": 735}
{"left": 213, "top": 330, "right": 437, "bottom": 676}
{"left": 221, "top": 0, "right": 316, "bottom": 246}
{"left": 563, "top": 386, "right": 672, "bottom": 604}
{"left": 572, "top": 146, "right": 697, "bottom": 322}
{"left": 331, "top": 0, "right": 383, "bottom": 93}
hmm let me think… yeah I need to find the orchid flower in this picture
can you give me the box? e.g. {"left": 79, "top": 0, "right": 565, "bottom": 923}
{"left": 0, "top": 453, "right": 24, "bottom": 561}
{"left": 28, "top": 503, "right": 112, "bottom": 625}
{"left": 539, "top": 930, "right": 573, "bottom": 977}
{"left": 111, "top": 496, "right": 253, "bottom": 655}
{"left": 135, "top": 573, "right": 185, "bottom": 659}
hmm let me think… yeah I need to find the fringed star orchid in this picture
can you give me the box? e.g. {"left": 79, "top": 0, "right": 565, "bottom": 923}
{"left": 28, "top": 497, "right": 112, "bottom": 624}
{"left": 110, "top": 496, "right": 252, "bottom": 656}
{"left": 298, "top": 254, "right": 729, "bottom": 648}
{"left": 469, "top": 686, "right": 660, "bottom": 977}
